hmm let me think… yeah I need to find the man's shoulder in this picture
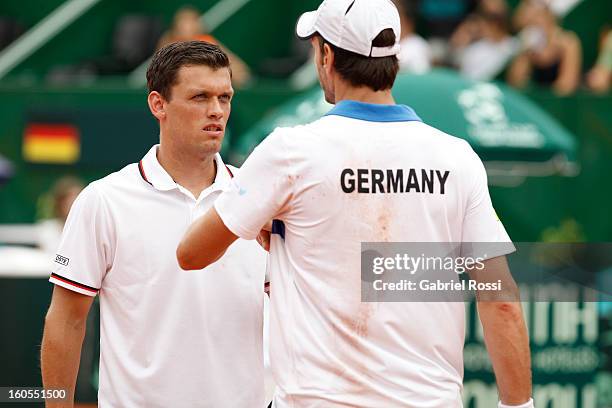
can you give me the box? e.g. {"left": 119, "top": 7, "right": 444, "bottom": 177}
{"left": 264, "top": 118, "right": 477, "bottom": 157}
{"left": 253, "top": 125, "right": 313, "bottom": 155}
{"left": 263, "top": 119, "right": 331, "bottom": 149}
{"left": 87, "top": 163, "right": 140, "bottom": 197}
{"left": 270, "top": 123, "right": 317, "bottom": 138}
{"left": 413, "top": 121, "right": 475, "bottom": 153}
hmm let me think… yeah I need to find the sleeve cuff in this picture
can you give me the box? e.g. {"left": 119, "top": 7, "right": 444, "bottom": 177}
{"left": 481, "top": 242, "right": 516, "bottom": 261}
{"left": 462, "top": 242, "right": 516, "bottom": 262}
{"left": 214, "top": 200, "right": 259, "bottom": 241}
{"left": 499, "top": 398, "right": 534, "bottom": 408}
{"left": 49, "top": 273, "right": 99, "bottom": 297}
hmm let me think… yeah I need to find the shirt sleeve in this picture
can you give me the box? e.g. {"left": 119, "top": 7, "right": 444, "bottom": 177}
{"left": 461, "top": 146, "right": 515, "bottom": 260}
{"left": 49, "top": 183, "right": 113, "bottom": 296}
{"left": 215, "top": 129, "right": 294, "bottom": 240}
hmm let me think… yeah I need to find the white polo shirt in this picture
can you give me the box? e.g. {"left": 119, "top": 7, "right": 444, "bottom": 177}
{"left": 215, "top": 100, "right": 514, "bottom": 408}
{"left": 50, "top": 145, "right": 267, "bottom": 408}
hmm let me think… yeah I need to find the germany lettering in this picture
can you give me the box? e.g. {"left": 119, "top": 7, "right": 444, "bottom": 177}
{"left": 340, "top": 168, "right": 450, "bottom": 194}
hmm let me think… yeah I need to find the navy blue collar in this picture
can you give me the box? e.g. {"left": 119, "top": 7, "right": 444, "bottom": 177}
{"left": 325, "top": 100, "right": 422, "bottom": 123}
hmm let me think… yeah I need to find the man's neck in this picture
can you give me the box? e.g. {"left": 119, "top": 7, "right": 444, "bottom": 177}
{"left": 157, "top": 145, "right": 217, "bottom": 199}
{"left": 334, "top": 83, "right": 395, "bottom": 105}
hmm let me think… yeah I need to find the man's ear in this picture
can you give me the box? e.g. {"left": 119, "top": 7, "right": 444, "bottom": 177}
{"left": 148, "top": 91, "right": 166, "bottom": 121}
{"left": 323, "top": 42, "right": 334, "bottom": 74}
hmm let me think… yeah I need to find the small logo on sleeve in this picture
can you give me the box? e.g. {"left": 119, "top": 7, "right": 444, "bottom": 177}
{"left": 55, "top": 254, "right": 70, "bottom": 266}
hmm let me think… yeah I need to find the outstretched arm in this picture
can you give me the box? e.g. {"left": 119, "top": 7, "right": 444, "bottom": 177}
{"left": 554, "top": 32, "right": 582, "bottom": 96}
{"left": 177, "top": 207, "right": 238, "bottom": 270}
{"left": 178, "top": 129, "right": 294, "bottom": 270}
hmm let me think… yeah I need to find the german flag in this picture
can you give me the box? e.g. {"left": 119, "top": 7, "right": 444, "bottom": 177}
{"left": 22, "top": 124, "right": 80, "bottom": 164}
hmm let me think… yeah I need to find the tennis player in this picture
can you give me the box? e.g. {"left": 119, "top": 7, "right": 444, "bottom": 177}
{"left": 178, "top": 1, "right": 533, "bottom": 407}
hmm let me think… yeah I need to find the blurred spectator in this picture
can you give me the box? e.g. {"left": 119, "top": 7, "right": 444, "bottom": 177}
{"left": 507, "top": 4, "right": 581, "bottom": 96}
{"left": 396, "top": 1, "right": 432, "bottom": 74}
{"left": 157, "top": 6, "right": 212, "bottom": 47}
{"left": 586, "top": 28, "right": 611, "bottom": 93}
{"left": 37, "top": 176, "right": 84, "bottom": 255}
{"left": 419, "top": 0, "right": 477, "bottom": 38}
{"left": 418, "top": 0, "right": 478, "bottom": 64}
{"left": 158, "top": 6, "right": 251, "bottom": 87}
{"left": 450, "top": 0, "right": 518, "bottom": 80}
{"left": 513, "top": 0, "right": 582, "bottom": 30}
{"left": 513, "top": 0, "right": 539, "bottom": 30}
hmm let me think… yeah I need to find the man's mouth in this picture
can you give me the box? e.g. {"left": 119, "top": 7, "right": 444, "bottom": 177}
{"left": 203, "top": 125, "right": 223, "bottom": 132}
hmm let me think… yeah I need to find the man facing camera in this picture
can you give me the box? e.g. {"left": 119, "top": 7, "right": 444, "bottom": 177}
{"left": 41, "top": 41, "right": 267, "bottom": 407}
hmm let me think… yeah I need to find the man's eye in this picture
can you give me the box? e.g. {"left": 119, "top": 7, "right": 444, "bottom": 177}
{"left": 220, "top": 95, "right": 231, "bottom": 102}
{"left": 193, "top": 94, "right": 207, "bottom": 100}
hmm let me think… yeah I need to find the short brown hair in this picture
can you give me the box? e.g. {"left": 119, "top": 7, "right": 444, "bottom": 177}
{"left": 147, "top": 40, "right": 231, "bottom": 100}
{"left": 318, "top": 29, "right": 399, "bottom": 91}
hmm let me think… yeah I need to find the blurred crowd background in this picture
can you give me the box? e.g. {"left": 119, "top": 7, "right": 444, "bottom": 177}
{"left": 0, "top": 0, "right": 610, "bottom": 92}
{"left": 0, "top": 0, "right": 610, "bottom": 407}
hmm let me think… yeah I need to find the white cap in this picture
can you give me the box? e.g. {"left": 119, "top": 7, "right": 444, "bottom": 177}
{"left": 296, "top": 0, "right": 401, "bottom": 58}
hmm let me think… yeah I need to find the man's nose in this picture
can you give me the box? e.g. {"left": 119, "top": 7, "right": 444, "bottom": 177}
{"left": 207, "top": 97, "right": 224, "bottom": 119}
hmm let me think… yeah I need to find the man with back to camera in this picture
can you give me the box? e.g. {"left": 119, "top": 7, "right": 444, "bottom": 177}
{"left": 177, "top": 1, "right": 533, "bottom": 407}
{"left": 41, "top": 41, "right": 268, "bottom": 407}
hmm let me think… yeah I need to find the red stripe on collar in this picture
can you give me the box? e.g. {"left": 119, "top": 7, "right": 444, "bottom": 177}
{"left": 138, "top": 160, "right": 153, "bottom": 186}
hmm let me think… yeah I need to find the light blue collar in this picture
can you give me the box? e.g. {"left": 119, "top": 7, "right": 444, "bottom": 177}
{"left": 325, "top": 100, "right": 422, "bottom": 123}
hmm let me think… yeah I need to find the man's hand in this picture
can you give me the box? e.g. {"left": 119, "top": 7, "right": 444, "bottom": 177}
{"left": 256, "top": 221, "right": 273, "bottom": 252}
{"left": 256, "top": 230, "right": 271, "bottom": 251}
{"left": 41, "top": 286, "right": 94, "bottom": 408}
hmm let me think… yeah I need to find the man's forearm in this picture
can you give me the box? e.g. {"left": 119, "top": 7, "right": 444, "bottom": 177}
{"left": 177, "top": 207, "right": 237, "bottom": 270}
{"left": 41, "top": 313, "right": 87, "bottom": 407}
{"left": 478, "top": 301, "right": 532, "bottom": 405}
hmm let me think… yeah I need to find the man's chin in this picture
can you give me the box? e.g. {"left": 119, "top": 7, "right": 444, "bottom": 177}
{"left": 197, "top": 140, "right": 223, "bottom": 157}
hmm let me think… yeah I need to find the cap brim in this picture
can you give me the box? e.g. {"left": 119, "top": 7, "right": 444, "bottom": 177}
{"left": 296, "top": 10, "right": 317, "bottom": 39}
